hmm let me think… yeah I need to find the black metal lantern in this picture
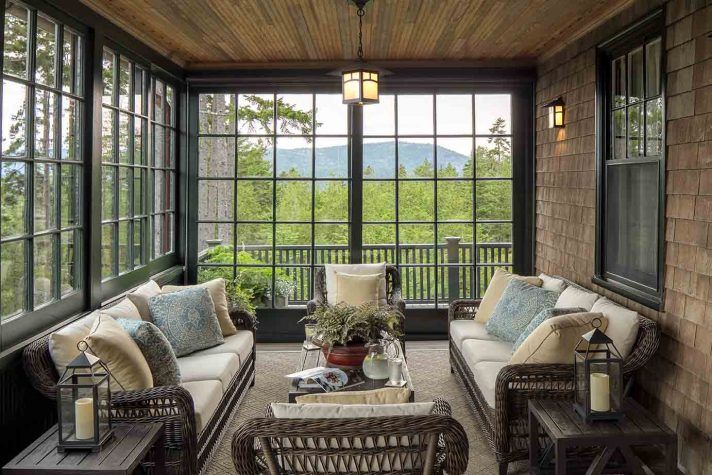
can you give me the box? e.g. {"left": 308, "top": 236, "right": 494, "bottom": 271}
{"left": 332, "top": 0, "right": 391, "bottom": 105}
{"left": 56, "top": 341, "right": 114, "bottom": 452}
{"left": 573, "top": 318, "right": 624, "bottom": 423}
{"left": 543, "top": 97, "right": 565, "bottom": 128}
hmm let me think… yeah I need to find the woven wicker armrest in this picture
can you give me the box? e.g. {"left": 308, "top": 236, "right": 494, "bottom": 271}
{"left": 111, "top": 385, "right": 198, "bottom": 474}
{"left": 229, "top": 307, "right": 256, "bottom": 334}
{"left": 390, "top": 287, "right": 406, "bottom": 315}
{"left": 232, "top": 413, "right": 469, "bottom": 475}
{"left": 448, "top": 299, "right": 482, "bottom": 323}
{"left": 493, "top": 363, "right": 574, "bottom": 454}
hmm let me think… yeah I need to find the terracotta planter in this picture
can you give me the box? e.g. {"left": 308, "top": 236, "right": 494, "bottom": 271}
{"left": 322, "top": 342, "right": 368, "bottom": 368}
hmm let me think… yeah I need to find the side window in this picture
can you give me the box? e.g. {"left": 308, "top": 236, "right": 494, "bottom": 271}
{"left": 596, "top": 17, "right": 663, "bottom": 307}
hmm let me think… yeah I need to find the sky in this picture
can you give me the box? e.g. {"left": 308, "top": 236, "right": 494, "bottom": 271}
{"left": 2, "top": 85, "right": 511, "bottom": 160}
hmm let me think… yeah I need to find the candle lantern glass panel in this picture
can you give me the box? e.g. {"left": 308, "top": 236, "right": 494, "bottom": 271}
{"left": 573, "top": 322, "right": 624, "bottom": 423}
{"left": 56, "top": 344, "right": 114, "bottom": 452}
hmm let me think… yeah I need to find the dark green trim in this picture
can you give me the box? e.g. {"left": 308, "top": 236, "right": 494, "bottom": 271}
{"left": 594, "top": 9, "right": 665, "bottom": 310}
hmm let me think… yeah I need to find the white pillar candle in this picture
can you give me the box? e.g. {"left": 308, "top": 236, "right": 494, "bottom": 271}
{"left": 590, "top": 372, "right": 610, "bottom": 412}
{"left": 75, "top": 397, "right": 95, "bottom": 440}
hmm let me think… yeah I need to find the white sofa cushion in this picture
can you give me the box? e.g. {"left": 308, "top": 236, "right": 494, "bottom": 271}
{"left": 539, "top": 273, "right": 567, "bottom": 293}
{"left": 270, "top": 402, "right": 435, "bottom": 419}
{"left": 472, "top": 361, "right": 507, "bottom": 408}
{"left": 182, "top": 380, "right": 222, "bottom": 434}
{"left": 324, "top": 263, "right": 387, "bottom": 307}
{"left": 188, "top": 331, "right": 254, "bottom": 366}
{"left": 177, "top": 353, "right": 239, "bottom": 392}
{"left": 555, "top": 285, "right": 599, "bottom": 311}
{"left": 461, "top": 339, "right": 513, "bottom": 368}
{"left": 449, "top": 320, "right": 498, "bottom": 350}
{"left": 49, "top": 311, "right": 99, "bottom": 377}
{"left": 590, "top": 298, "right": 640, "bottom": 359}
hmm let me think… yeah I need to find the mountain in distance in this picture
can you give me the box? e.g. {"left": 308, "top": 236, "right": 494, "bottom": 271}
{"left": 274, "top": 141, "right": 470, "bottom": 177}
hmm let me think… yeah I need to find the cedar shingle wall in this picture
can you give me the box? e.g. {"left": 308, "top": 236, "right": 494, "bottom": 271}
{"left": 535, "top": 1, "right": 712, "bottom": 472}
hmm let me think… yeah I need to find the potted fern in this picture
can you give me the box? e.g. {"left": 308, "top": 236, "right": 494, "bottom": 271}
{"left": 301, "top": 303, "right": 403, "bottom": 367}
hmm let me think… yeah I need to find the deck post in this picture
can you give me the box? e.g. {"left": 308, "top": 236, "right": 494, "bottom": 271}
{"left": 445, "top": 237, "right": 460, "bottom": 303}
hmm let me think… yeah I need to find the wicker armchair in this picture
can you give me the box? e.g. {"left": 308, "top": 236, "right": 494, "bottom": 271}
{"left": 448, "top": 298, "right": 660, "bottom": 475}
{"left": 23, "top": 307, "right": 256, "bottom": 475}
{"left": 306, "top": 265, "right": 405, "bottom": 315}
{"left": 232, "top": 398, "right": 469, "bottom": 474}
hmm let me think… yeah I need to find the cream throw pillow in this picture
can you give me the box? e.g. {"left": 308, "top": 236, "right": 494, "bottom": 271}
{"left": 295, "top": 387, "right": 411, "bottom": 405}
{"left": 333, "top": 272, "right": 381, "bottom": 306}
{"left": 85, "top": 314, "right": 153, "bottom": 391}
{"left": 49, "top": 311, "right": 99, "bottom": 377}
{"left": 325, "top": 263, "right": 387, "bottom": 306}
{"left": 510, "top": 312, "right": 607, "bottom": 364}
{"left": 162, "top": 278, "right": 237, "bottom": 336}
{"left": 127, "top": 280, "right": 161, "bottom": 321}
{"left": 590, "top": 298, "right": 639, "bottom": 359}
{"left": 475, "top": 268, "right": 543, "bottom": 323}
{"left": 102, "top": 297, "right": 141, "bottom": 320}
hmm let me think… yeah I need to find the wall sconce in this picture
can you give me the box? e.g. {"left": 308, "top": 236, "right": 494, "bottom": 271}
{"left": 543, "top": 97, "right": 565, "bottom": 128}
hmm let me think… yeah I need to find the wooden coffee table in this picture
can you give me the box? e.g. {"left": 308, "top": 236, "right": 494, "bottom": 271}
{"left": 288, "top": 341, "right": 414, "bottom": 403}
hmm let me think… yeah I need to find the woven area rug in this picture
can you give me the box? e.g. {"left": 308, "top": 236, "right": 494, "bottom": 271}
{"left": 204, "top": 348, "right": 527, "bottom": 474}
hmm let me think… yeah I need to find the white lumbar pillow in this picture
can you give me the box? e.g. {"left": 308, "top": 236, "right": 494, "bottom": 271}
{"left": 589, "top": 298, "right": 640, "bottom": 359}
{"left": 49, "top": 311, "right": 100, "bottom": 377}
{"left": 539, "top": 273, "right": 567, "bottom": 293}
{"left": 325, "top": 263, "right": 387, "bottom": 306}
{"left": 271, "top": 402, "right": 434, "bottom": 419}
{"left": 555, "top": 286, "right": 599, "bottom": 311}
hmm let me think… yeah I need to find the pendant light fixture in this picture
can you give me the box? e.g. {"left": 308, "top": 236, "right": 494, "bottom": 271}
{"left": 334, "top": 0, "right": 389, "bottom": 105}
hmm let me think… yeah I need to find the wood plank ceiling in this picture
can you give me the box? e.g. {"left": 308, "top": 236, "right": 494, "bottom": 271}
{"left": 79, "top": 0, "right": 634, "bottom": 70}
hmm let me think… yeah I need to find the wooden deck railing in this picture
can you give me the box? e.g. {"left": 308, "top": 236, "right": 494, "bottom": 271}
{"left": 199, "top": 238, "right": 512, "bottom": 304}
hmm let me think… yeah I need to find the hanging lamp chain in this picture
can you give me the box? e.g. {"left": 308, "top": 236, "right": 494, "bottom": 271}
{"left": 357, "top": 4, "right": 365, "bottom": 61}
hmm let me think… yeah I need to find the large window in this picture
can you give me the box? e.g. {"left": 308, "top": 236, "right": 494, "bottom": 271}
{"left": 196, "top": 91, "right": 515, "bottom": 307}
{"left": 1, "top": 2, "right": 83, "bottom": 320}
{"left": 362, "top": 94, "right": 513, "bottom": 306}
{"left": 596, "top": 13, "right": 663, "bottom": 308}
{"left": 101, "top": 47, "right": 177, "bottom": 280}
{"left": 197, "top": 93, "right": 349, "bottom": 306}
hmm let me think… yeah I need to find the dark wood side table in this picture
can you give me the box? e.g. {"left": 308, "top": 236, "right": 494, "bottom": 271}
{"left": 3, "top": 422, "right": 165, "bottom": 475}
{"left": 528, "top": 399, "right": 676, "bottom": 475}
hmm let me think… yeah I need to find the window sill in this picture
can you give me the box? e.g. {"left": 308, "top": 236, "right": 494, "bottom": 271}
{"left": 591, "top": 275, "right": 661, "bottom": 311}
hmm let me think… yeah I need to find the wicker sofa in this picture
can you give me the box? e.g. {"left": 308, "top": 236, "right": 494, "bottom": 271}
{"left": 448, "top": 277, "right": 660, "bottom": 474}
{"left": 23, "top": 294, "right": 256, "bottom": 475}
{"left": 232, "top": 398, "right": 469, "bottom": 474}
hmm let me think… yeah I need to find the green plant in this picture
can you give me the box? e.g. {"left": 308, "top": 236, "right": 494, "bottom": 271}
{"left": 300, "top": 303, "right": 402, "bottom": 348}
{"left": 274, "top": 278, "right": 296, "bottom": 298}
{"left": 224, "top": 279, "right": 257, "bottom": 328}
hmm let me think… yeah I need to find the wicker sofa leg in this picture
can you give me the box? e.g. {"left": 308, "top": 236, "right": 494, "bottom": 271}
{"left": 498, "top": 461, "right": 508, "bottom": 474}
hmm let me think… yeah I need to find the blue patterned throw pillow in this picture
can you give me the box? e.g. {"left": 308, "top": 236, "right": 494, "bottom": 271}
{"left": 116, "top": 319, "right": 181, "bottom": 386}
{"left": 512, "top": 307, "right": 585, "bottom": 352}
{"left": 485, "top": 279, "right": 560, "bottom": 343}
{"left": 148, "top": 287, "right": 224, "bottom": 357}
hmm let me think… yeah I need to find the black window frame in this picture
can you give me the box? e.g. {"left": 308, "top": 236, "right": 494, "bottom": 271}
{"left": 0, "top": 0, "right": 186, "bottom": 351}
{"left": 594, "top": 9, "right": 665, "bottom": 309}
{"left": 186, "top": 74, "right": 536, "bottom": 318}
{"left": 0, "top": 0, "right": 88, "bottom": 348}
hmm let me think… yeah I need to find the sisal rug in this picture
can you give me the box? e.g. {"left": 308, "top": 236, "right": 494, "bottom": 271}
{"left": 203, "top": 348, "right": 528, "bottom": 474}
